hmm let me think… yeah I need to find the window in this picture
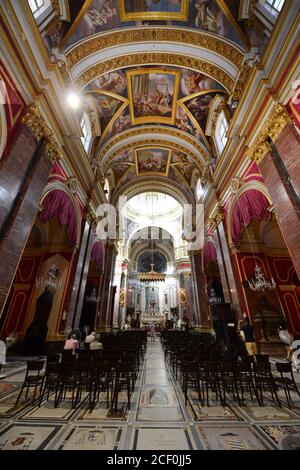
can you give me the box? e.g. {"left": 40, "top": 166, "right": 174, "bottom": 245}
{"left": 28, "top": 0, "right": 44, "bottom": 14}
{"left": 215, "top": 111, "right": 229, "bottom": 155}
{"left": 80, "top": 114, "right": 91, "bottom": 153}
{"left": 104, "top": 178, "right": 110, "bottom": 201}
{"left": 264, "top": 0, "right": 285, "bottom": 14}
{"left": 196, "top": 179, "right": 204, "bottom": 200}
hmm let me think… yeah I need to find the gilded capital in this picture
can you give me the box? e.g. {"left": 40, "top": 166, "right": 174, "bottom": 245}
{"left": 23, "top": 104, "right": 62, "bottom": 163}
{"left": 247, "top": 103, "right": 292, "bottom": 165}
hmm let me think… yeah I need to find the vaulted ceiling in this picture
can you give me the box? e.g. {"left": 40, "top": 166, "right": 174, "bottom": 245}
{"left": 44, "top": 0, "right": 267, "bottom": 203}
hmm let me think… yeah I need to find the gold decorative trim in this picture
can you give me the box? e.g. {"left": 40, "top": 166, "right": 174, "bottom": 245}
{"left": 66, "top": 28, "right": 243, "bottom": 70}
{"left": 247, "top": 104, "right": 293, "bottom": 165}
{"left": 75, "top": 53, "right": 235, "bottom": 93}
{"left": 232, "top": 60, "right": 252, "bottom": 102}
{"left": 23, "top": 104, "right": 62, "bottom": 163}
{"left": 127, "top": 68, "right": 180, "bottom": 126}
{"left": 118, "top": 0, "right": 189, "bottom": 22}
{"left": 99, "top": 126, "right": 209, "bottom": 168}
{"left": 135, "top": 146, "right": 172, "bottom": 177}
{"left": 207, "top": 206, "right": 224, "bottom": 232}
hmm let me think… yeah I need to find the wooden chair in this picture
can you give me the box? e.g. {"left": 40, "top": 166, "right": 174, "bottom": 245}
{"left": 39, "top": 362, "right": 61, "bottom": 406}
{"left": 16, "top": 360, "right": 45, "bottom": 406}
{"left": 253, "top": 362, "right": 281, "bottom": 407}
{"left": 275, "top": 362, "right": 300, "bottom": 408}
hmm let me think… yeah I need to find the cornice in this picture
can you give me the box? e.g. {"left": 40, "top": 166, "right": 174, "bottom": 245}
{"left": 23, "top": 104, "right": 63, "bottom": 163}
{"left": 66, "top": 28, "right": 244, "bottom": 70}
{"left": 247, "top": 103, "right": 293, "bottom": 164}
{"left": 75, "top": 53, "right": 235, "bottom": 93}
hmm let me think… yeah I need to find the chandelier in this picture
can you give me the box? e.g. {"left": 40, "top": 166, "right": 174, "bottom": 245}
{"left": 139, "top": 263, "right": 166, "bottom": 283}
{"left": 248, "top": 263, "right": 276, "bottom": 292}
{"left": 244, "top": 221, "right": 276, "bottom": 292}
{"left": 139, "top": 193, "right": 165, "bottom": 284}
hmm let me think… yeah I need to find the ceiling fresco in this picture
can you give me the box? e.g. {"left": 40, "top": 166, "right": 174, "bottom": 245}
{"left": 85, "top": 66, "right": 226, "bottom": 150}
{"left": 105, "top": 146, "right": 200, "bottom": 196}
{"left": 62, "top": 0, "right": 247, "bottom": 50}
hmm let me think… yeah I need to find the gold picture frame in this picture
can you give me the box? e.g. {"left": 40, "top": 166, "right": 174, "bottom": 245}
{"left": 119, "top": 0, "right": 189, "bottom": 22}
{"left": 127, "top": 68, "right": 180, "bottom": 126}
{"left": 135, "top": 146, "right": 171, "bottom": 176}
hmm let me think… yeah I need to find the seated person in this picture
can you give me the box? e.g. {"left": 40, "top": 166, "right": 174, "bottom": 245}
{"left": 90, "top": 334, "right": 103, "bottom": 351}
{"left": 64, "top": 334, "right": 79, "bottom": 351}
{"left": 238, "top": 316, "right": 257, "bottom": 356}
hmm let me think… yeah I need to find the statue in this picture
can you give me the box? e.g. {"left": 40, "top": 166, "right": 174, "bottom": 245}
{"left": 23, "top": 266, "right": 59, "bottom": 355}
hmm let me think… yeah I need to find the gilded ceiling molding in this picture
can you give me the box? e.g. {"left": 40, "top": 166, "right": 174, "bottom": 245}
{"left": 247, "top": 103, "right": 293, "bottom": 165}
{"left": 23, "top": 104, "right": 63, "bottom": 163}
{"left": 66, "top": 28, "right": 244, "bottom": 70}
{"left": 99, "top": 127, "right": 209, "bottom": 169}
{"left": 75, "top": 53, "right": 235, "bottom": 93}
{"left": 232, "top": 59, "right": 252, "bottom": 101}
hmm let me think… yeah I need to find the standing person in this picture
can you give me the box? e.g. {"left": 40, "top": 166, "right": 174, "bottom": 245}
{"left": 278, "top": 323, "right": 294, "bottom": 361}
{"left": 150, "top": 323, "right": 156, "bottom": 343}
{"left": 238, "top": 316, "right": 257, "bottom": 356}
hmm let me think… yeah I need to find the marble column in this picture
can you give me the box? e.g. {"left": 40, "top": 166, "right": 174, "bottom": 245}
{"left": 275, "top": 124, "right": 300, "bottom": 196}
{"left": 0, "top": 105, "right": 61, "bottom": 315}
{"left": 259, "top": 145, "right": 300, "bottom": 278}
{"left": 183, "top": 272, "right": 193, "bottom": 324}
{"left": 189, "top": 250, "right": 210, "bottom": 328}
{"left": 98, "top": 242, "right": 118, "bottom": 329}
{"left": 66, "top": 211, "right": 97, "bottom": 330}
{"left": 213, "top": 219, "right": 242, "bottom": 318}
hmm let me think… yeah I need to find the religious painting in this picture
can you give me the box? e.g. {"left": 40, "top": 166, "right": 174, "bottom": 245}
{"left": 86, "top": 71, "right": 127, "bottom": 96}
{"left": 175, "top": 105, "right": 198, "bottom": 137}
{"left": 119, "top": 0, "right": 189, "bottom": 21}
{"left": 180, "top": 69, "right": 224, "bottom": 96}
{"left": 127, "top": 69, "right": 180, "bottom": 125}
{"left": 63, "top": 0, "right": 120, "bottom": 48}
{"left": 180, "top": 91, "right": 225, "bottom": 134}
{"left": 135, "top": 147, "right": 171, "bottom": 176}
{"left": 91, "top": 92, "right": 126, "bottom": 135}
{"left": 189, "top": 0, "right": 246, "bottom": 48}
{"left": 105, "top": 108, "right": 131, "bottom": 140}
{"left": 171, "top": 151, "right": 198, "bottom": 184}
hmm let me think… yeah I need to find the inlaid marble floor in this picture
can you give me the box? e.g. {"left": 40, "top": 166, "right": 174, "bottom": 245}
{"left": 1, "top": 338, "right": 300, "bottom": 450}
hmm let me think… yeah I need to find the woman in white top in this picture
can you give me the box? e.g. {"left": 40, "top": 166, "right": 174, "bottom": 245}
{"left": 89, "top": 334, "right": 103, "bottom": 350}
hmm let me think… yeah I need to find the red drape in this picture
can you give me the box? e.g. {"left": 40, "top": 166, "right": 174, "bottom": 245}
{"left": 91, "top": 240, "right": 105, "bottom": 270}
{"left": 203, "top": 241, "right": 217, "bottom": 267}
{"left": 231, "top": 189, "right": 271, "bottom": 243}
{"left": 40, "top": 189, "right": 77, "bottom": 246}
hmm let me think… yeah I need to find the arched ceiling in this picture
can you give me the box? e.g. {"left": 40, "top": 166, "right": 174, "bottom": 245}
{"left": 48, "top": 1, "right": 255, "bottom": 203}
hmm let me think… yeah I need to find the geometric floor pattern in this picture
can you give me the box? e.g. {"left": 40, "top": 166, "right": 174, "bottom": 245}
{"left": 1, "top": 339, "right": 300, "bottom": 450}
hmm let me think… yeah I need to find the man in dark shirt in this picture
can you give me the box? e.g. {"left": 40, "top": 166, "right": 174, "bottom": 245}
{"left": 238, "top": 316, "right": 257, "bottom": 356}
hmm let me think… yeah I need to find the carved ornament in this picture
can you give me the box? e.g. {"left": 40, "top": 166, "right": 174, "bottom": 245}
{"left": 75, "top": 53, "right": 235, "bottom": 93}
{"left": 247, "top": 104, "right": 293, "bottom": 164}
{"left": 66, "top": 29, "right": 243, "bottom": 70}
{"left": 23, "top": 104, "right": 62, "bottom": 163}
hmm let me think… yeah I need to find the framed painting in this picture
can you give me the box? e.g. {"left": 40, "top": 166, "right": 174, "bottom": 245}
{"left": 119, "top": 0, "right": 189, "bottom": 21}
{"left": 135, "top": 147, "right": 171, "bottom": 176}
{"left": 127, "top": 68, "right": 180, "bottom": 125}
